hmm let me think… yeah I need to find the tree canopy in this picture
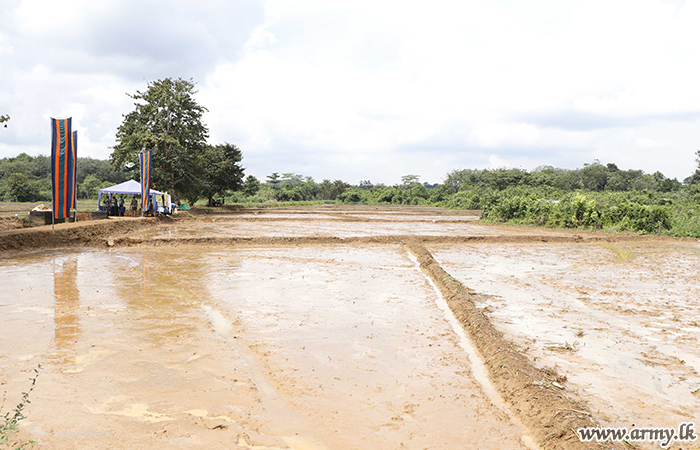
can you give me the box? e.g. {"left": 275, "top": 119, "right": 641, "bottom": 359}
{"left": 110, "top": 78, "right": 209, "bottom": 201}
{"left": 197, "top": 143, "right": 245, "bottom": 206}
{"left": 684, "top": 150, "right": 700, "bottom": 185}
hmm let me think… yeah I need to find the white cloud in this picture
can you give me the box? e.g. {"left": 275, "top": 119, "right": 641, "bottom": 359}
{"left": 2, "top": 0, "right": 700, "bottom": 183}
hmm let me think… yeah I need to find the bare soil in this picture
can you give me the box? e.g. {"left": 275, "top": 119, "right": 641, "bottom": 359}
{"left": 1, "top": 205, "right": 695, "bottom": 449}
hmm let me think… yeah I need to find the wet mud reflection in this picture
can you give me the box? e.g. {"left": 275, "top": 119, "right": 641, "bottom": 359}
{"left": 112, "top": 250, "right": 206, "bottom": 343}
{"left": 53, "top": 258, "right": 81, "bottom": 370}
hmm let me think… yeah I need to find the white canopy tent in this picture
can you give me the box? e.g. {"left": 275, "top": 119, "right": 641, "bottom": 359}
{"left": 97, "top": 180, "right": 171, "bottom": 214}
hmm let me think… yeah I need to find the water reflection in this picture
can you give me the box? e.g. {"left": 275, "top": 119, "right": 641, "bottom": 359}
{"left": 113, "top": 249, "right": 207, "bottom": 343}
{"left": 53, "top": 258, "right": 80, "bottom": 370}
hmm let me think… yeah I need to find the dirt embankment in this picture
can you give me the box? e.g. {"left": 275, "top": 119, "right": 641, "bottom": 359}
{"left": 0, "top": 206, "right": 675, "bottom": 256}
{"left": 107, "top": 232, "right": 644, "bottom": 250}
{"left": 0, "top": 217, "right": 162, "bottom": 255}
{"left": 0, "top": 216, "right": 32, "bottom": 232}
{"left": 403, "top": 238, "right": 626, "bottom": 450}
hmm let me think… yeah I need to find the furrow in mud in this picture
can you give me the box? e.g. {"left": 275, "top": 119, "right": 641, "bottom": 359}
{"left": 402, "top": 239, "right": 626, "bottom": 450}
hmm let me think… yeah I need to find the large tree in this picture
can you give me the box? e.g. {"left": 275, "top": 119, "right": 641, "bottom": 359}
{"left": 110, "top": 78, "right": 209, "bottom": 202}
{"left": 199, "top": 143, "right": 245, "bottom": 206}
{"left": 242, "top": 175, "right": 261, "bottom": 196}
{"left": 401, "top": 174, "right": 420, "bottom": 203}
{"left": 685, "top": 150, "right": 700, "bottom": 185}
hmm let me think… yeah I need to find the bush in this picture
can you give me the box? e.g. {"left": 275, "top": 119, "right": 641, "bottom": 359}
{"left": 481, "top": 189, "right": 677, "bottom": 234}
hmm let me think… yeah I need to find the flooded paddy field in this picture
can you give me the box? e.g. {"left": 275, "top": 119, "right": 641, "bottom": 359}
{"left": 125, "top": 208, "right": 570, "bottom": 241}
{"left": 0, "top": 205, "right": 697, "bottom": 449}
{"left": 127, "top": 218, "right": 497, "bottom": 240}
{"left": 429, "top": 243, "right": 700, "bottom": 436}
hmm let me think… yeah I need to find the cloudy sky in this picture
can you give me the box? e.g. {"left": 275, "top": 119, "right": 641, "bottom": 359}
{"left": 1, "top": 0, "right": 698, "bottom": 184}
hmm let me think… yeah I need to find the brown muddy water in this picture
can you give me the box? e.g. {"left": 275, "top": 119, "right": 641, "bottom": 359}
{"left": 126, "top": 218, "right": 573, "bottom": 240}
{"left": 430, "top": 242, "right": 700, "bottom": 449}
{"left": 2, "top": 207, "right": 698, "bottom": 450}
{"left": 1, "top": 244, "right": 530, "bottom": 449}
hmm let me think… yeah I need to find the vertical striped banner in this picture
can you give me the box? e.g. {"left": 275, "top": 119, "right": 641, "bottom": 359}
{"left": 139, "top": 150, "right": 152, "bottom": 212}
{"left": 71, "top": 131, "right": 77, "bottom": 210}
{"left": 51, "top": 118, "right": 74, "bottom": 220}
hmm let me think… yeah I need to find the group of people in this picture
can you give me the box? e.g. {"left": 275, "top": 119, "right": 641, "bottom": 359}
{"left": 102, "top": 195, "right": 143, "bottom": 216}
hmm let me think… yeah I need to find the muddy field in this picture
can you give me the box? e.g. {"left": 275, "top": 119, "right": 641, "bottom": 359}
{"left": 0, "top": 205, "right": 698, "bottom": 450}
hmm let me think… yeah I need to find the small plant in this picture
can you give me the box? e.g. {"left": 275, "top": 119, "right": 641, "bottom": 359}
{"left": 547, "top": 340, "right": 581, "bottom": 353}
{"left": 562, "top": 340, "right": 580, "bottom": 351}
{"left": 1, "top": 364, "right": 41, "bottom": 450}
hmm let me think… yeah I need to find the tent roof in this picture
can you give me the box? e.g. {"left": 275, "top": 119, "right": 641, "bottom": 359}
{"left": 98, "top": 180, "right": 165, "bottom": 196}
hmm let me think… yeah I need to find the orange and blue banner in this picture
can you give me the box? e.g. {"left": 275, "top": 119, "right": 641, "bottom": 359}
{"left": 51, "top": 118, "right": 75, "bottom": 220}
{"left": 139, "top": 150, "right": 152, "bottom": 212}
{"left": 71, "top": 131, "right": 77, "bottom": 210}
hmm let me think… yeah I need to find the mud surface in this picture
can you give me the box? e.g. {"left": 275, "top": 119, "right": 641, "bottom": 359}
{"left": 430, "top": 242, "right": 700, "bottom": 447}
{"left": 0, "top": 205, "right": 696, "bottom": 449}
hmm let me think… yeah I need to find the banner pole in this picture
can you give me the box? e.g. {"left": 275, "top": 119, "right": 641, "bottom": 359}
{"left": 51, "top": 119, "right": 54, "bottom": 235}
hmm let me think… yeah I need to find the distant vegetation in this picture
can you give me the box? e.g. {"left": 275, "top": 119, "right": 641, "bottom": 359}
{"left": 3, "top": 155, "right": 700, "bottom": 236}
{"left": 0, "top": 153, "right": 129, "bottom": 203}
{"left": 225, "top": 162, "right": 700, "bottom": 238}
{"left": 3, "top": 153, "right": 700, "bottom": 236}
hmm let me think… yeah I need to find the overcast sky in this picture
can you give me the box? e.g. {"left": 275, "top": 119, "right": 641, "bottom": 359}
{"left": 1, "top": 0, "right": 698, "bottom": 185}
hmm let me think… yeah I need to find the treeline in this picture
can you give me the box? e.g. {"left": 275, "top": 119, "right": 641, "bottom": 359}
{"left": 0, "top": 153, "right": 129, "bottom": 202}
{"left": 443, "top": 163, "right": 681, "bottom": 193}
{"left": 226, "top": 163, "right": 700, "bottom": 237}
{"left": 228, "top": 163, "right": 683, "bottom": 205}
{"left": 4, "top": 154, "right": 700, "bottom": 237}
{"left": 437, "top": 164, "right": 700, "bottom": 237}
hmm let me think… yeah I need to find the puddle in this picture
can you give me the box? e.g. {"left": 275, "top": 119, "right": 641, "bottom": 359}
{"left": 186, "top": 409, "right": 237, "bottom": 423}
{"left": 88, "top": 400, "right": 174, "bottom": 423}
